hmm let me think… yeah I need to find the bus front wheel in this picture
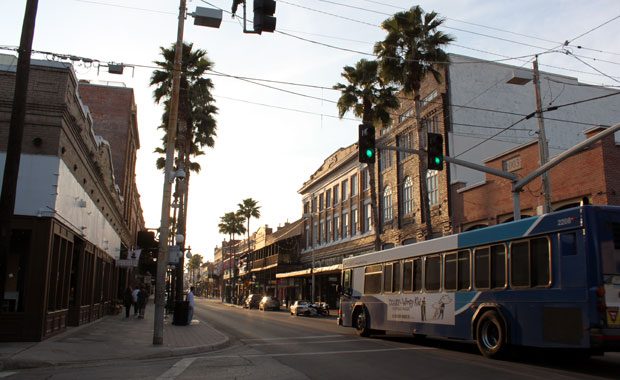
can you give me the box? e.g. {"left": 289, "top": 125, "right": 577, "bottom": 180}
{"left": 354, "top": 309, "right": 370, "bottom": 337}
{"left": 476, "top": 310, "right": 506, "bottom": 358}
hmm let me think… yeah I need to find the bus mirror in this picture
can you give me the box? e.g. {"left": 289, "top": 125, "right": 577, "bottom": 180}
{"left": 336, "top": 285, "right": 341, "bottom": 294}
{"left": 344, "top": 287, "right": 353, "bottom": 296}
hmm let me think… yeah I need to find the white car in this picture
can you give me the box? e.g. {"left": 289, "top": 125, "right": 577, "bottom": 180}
{"left": 290, "top": 300, "right": 311, "bottom": 316}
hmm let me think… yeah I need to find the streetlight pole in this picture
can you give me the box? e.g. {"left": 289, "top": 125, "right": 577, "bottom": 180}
{"left": 532, "top": 56, "right": 552, "bottom": 214}
{"left": 153, "top": 0, "right": 186, "bottom": 346}
{"left": 303, "top": 213, "right": 315, "bottom": 302}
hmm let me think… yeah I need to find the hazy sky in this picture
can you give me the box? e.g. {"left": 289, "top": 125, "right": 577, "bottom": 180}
{"left": 2, "top": 0, "right": 619, "bottom": 261}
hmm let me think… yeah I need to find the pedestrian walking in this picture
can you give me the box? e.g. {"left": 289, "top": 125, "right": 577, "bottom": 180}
{"left": 123, "top": 287, "right": 133, "bottom": 318}
{"left": 137, "top": 285, "right": 148, "bottom": 319}
{"left": 187, "top": 286, "right": 195, "bottom": 325}
{"left": 132, "top": 286, "right": 140, "bottom": 315}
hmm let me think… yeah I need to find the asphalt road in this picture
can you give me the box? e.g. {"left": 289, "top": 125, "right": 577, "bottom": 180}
{"left": 5, "top": 298, "right": 620, "bottom": 379}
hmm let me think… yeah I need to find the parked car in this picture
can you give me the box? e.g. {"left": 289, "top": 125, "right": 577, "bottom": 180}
{"left": 244, "top": 294, "right": 261, "bottom": 309}
{"left": 290, "top": 300, "right": 312, "bottom": 316}
{"left": 259, "top": 296, "right": 280, "bottom": 311}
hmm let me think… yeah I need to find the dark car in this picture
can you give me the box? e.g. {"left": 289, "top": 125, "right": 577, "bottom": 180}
{"left": 244, "top": 294, "right": 261, "bottom": 309}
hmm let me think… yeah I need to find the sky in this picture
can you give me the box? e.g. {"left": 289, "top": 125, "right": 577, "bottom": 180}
{"left": 1, "top": 0, "right": 620, "bottom": 262}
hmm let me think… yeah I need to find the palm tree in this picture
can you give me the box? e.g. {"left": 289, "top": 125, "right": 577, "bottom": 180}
{"left": 237, "top": 198, "right": 261, "bottom": 251}
{"left": 334, "top": 59, "right": 399, "bottom": 251}
{"left": 151, "top": 43, "right": 218, "bottom": 300}
{"left": 218, "top": 212, "right": 246, "bottom": 242}
{"left": 374, "top": 5, "right": 454, "bottom": 240}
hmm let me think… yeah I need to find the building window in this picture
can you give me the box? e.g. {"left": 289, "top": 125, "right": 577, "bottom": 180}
{"left": 333, "top": 184, "right": 339, "bottom": 204}
{"left": 364, "top": 203, "right": 372, "bottom": 232}
{"left": 313, "top": 222, "right": 318, "bottom": 246}
{"left": 380, "top": 149, "right": 392, "bottom": 171}
{"left": 399, "top": 107, "right": 414, "bottom": 123}
{"left": 319, "top": 194, "right": 324, "bottom": 211}
{"left": 403, "top": 176, "right": 414, "bottom": 215}
{"left": 304, "top": 201, "right": 310, "bottom": 214}
{"left": 351, "top": 174, "right": 358, "bottom": 196}
{"left": 383, "top": 186, "right": 393, "bottom": 222}
{"left": 334, "top": 214, "right": 340, "bottom": 240}
{"left": 397, "top": 133, "right": 412, "bottom": 161}
{"left": 427, "top": 170, "right": 439, "bottom": 206}
{"left": 326, "top": 217, "right": 332, "bottom": 243}
{"left": 311, "top": 196, "right": 317, "bottom": 213}
{"left": 352, "top": 208, "right": 358, "bottom": 235}
{"left": 305, "top": 225, "right": 310, "bottom": 249}
{"left": 342, "top": 179, "right": 348, "bottom": 200}
{"left": 343, "top": 212, "right": 349, "bottom": 238}
{"left": 326, "top": 189, "right": 332, "bottom": 209}
{"left": 320, "top": 220, "right": 325, "bottom": 244}
{"left": 363, "top": 168, "right": 370, "bottom": 191}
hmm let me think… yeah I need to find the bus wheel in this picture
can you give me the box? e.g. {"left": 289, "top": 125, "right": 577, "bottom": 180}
{"left": 476, "top": 310, "right": 506, "bottom": 358}
{"left": 355, "top": 309, "right": 370, "bottom": 337}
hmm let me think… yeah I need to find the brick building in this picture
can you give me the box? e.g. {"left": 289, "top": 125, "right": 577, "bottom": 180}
{"left": 0, "top": 55, "right": 144, "bottom": 341}
{"left": 454, "top": 127, "right": 620, "bottom": 230}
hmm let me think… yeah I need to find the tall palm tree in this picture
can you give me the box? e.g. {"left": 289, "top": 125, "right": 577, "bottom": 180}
{"left": 151, "top": 42, "right": 218, "bottom": 299}
{"left": 218, "top": 212, "right": 246, "bottom": 242}
{"left": 333, "top": 59, "right": 399, "bottom": 251}
{"left": 374, "top": 6, "right": 454, "bottom": 239}
{"left": 237, "top": 198, "right": 261, "bottom": 251}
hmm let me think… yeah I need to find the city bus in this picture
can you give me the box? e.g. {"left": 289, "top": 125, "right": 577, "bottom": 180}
{"left": 337, "top": 205, "right": 620, "bottom": 358}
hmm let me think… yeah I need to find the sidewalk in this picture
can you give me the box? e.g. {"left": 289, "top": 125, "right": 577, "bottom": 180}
{"left": 0, "top": 297, "right": 229, "bottom": 370}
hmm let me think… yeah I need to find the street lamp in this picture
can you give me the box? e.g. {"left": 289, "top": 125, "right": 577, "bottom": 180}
{"left": 303, "top": 213, "right": 315, "bottom": 302}
{"left": 153, "top": 0, "right": 221, "bottom": 346}
{"left": 507, "top": 56, "right": 552, "bottom": 215}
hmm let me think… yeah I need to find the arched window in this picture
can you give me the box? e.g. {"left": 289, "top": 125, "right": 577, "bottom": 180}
{"left": 383, "top": 186, "right": 393, "bottom": 222}
{"left": 403, "top": 177, "right": 414, "bottom": 215}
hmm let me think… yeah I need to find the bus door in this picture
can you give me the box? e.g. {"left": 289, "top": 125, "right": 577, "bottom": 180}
{"left": 560, "top": 231, "right": 586, "bottom": 288}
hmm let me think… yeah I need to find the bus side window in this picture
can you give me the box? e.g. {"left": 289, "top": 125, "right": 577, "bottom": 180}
{"left": 425, "top": 255, "right": 441, "bottom": 292}
{"left": 491, "top": 244, "right": 507, "bottom": 289}
{"left": 531, "top": 237, "right": 551, "bottom": 287}
{"left": 458, "top": 250, "right": 471, "bottom": 290}
{"left": 364, "top": 265, "right": 382, "bottom": 294}
{"left": 474, "top": 247, "right": 490, "bottom": 289}
{"left": 511, "top": 241, "right": 530, "bottom": 287}
{"left": 384, "top": 263, "right": 393, "bottom": 293}
{"left": 343, "top": 269, "right": 352, "bottom": 294}
{"left": 403, "top": 260, "right": 413, "bottom": 292}
{"left": 413, "top": 258, "right": 422, "bottom": 292}
{"left": 444, "top": 252, "right": 457, "bottom": 291}
{"left": 510, "top": 237, "right": 551, "bottom": 288}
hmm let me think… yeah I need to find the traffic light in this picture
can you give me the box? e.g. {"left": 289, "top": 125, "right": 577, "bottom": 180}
{"left": 427, "top": 132, "right": 444, "bottom": 170}
{"left": 358, "top": 124, "right": 376, "bottom": 164}
{"left": 253, "top": 0, "right": 276, "bottom": 34}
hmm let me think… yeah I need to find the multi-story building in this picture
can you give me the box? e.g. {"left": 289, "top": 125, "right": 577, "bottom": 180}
{"left": 275, "top": 54, "right": 620, "bottom": 306}
{"left": 0, "top": 55, "right": 144, "bottom": 341}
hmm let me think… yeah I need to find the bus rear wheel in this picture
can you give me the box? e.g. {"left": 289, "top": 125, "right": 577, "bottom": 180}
{"left": 476, "top": 310, "right": 506, "bottom": 358}
{"left": 354, "top": 309, "right": 370, "bottom": 337}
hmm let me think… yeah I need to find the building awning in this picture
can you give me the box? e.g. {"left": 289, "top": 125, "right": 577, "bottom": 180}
{"left": 250, "top": 263, "right": 278, "bottom": 272}
{"left": 276, "top": 264, "right": 342, "bottom": 279}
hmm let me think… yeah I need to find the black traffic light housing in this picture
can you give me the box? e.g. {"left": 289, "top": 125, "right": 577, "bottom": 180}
{"left": 253, "top": 0, "right": 276, "bottom": 34}
{"left": 358, "top": 124, "right": 376, "bottom": 164}
{"left": 427, "top": 132, "right": 444, "bottom": 170}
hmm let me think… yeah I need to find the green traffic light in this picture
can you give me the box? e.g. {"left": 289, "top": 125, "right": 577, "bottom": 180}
{"left": 434, "top": 156, "right": 442, "bottom": 165}
{"left": 366, "top": 149, "right": 374, "bottom": 158}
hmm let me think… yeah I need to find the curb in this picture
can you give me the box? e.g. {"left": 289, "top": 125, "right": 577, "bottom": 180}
{"left": 1, "top": 336, "right": 230, "bottom": 370}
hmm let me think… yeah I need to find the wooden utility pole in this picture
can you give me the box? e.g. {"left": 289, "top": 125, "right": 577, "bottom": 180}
{"left": 0, "top": 0, "right": 39, "bottom": 310}
{"left": 533, "top": 55, "right": 552, "bottom": 213}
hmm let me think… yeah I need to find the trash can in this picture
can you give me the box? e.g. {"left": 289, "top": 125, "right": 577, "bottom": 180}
{"left": 173, "top": 300, "right": 189, "bottom": 325}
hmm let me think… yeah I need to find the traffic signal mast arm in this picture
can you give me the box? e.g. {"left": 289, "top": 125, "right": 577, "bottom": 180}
{"left": 378, "top": 145, "right": 518, "bottom": 182}
{"left": 379, "top": 121, "right": 620, "bottom": 221}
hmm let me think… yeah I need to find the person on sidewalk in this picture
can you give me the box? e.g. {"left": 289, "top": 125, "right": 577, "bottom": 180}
{"left": 187, "top": 286, "right": 195, "bottom": 325}
{"left": 132, "top": 286, "right": 140, "bottom": 315}
{"left": 123, "top": 287, "right": 133, "bottom": 318}
{"left": 137, "top": 285, "right": 148, "bottom": 319}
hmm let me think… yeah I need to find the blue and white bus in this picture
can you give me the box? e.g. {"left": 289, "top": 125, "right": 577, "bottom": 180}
{"left": 337, "top": 206, "right": 620, "bottom": 358}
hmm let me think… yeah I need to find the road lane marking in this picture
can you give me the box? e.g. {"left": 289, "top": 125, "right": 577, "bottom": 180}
{"left": 241, "top": 335, "right": 345, "bottom": 342}
{"left": 247, "top": 339, "right": 362, "bottom": 346}
{"left": 202, "top": 346, "right": 435, "bottom": 360}
{"left": 156, "top": 357, "right": 197, "bottom": 380}
{"left": 0, "top": 372, "right": 17, "bottom": 378}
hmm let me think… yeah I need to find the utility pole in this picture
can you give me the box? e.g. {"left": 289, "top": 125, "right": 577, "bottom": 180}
{"left": 0, "top": 0, "right": 38, "bottom": 310}
{"left": 533, "top": 56, "right": 552, "bottom": 213}
{"left": 154, "top": 0, "right": 186, "bottom": 346}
